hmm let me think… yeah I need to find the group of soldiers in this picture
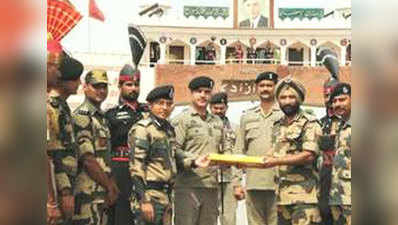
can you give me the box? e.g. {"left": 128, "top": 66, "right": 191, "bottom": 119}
{"left": 46, "top": 28, "right": 351, "bottom": 225}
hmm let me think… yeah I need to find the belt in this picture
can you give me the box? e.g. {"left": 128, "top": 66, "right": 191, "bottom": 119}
{"left": 146, "top": 181, "right": 173, "bottom": 194}
{"left": 111, "top": 146, "right": 130, "bottom": 162}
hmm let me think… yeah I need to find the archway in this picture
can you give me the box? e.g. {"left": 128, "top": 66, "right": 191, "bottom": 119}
{"left": 196, "top": 40, "right": 221, "bottom": 65}
{"left": 166, "top": 39, "right": 190, "bottom": 64}
{"left": 287, "top": 41, "right": 311, "bottom": 66}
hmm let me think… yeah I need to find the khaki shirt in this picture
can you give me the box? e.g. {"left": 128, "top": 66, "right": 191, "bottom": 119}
{"left": 47, "top": 90, "right": 78, "bottom": 192}
{"left": 329, "top": 120, "right": 351, "bottom": 206}
{"left": 128, "top": 116, "right": 178, "bottom": 205}
{"left": 72, "top": 99, "right": 111, "bottom": 202}
{"left": 219, "top": 117, "right": 237, "bottom": 183}
{"left": 272, "top": 109, "right": 322, "bottom": 205}
{"left": 171, "top": 107, "right": 225, "bottom": 188}
{"left": 234, "top": 105, "right": 283, "bottom": 190}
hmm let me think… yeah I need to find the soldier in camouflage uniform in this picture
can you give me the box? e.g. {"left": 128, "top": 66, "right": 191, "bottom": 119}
{"left": 128, "top": 85, "right": 210, "bottom": 225}
{"left": 234, "top": 72, "right": 282, "bottom": 225}
{"left": 72, "top": 70, "right": 120, "bottom": 225}
{"left": 328, "top": 83, "right": 351, "bottom": 225}
{"left": 209, "top": 92, "right": 237, "bottom": 225}
{"left": 317, "top": 78, "right": 342, "bottom": 225}
{"left": 262, "top": 77, "right": 322, "bottom": 225}
{"left": 105, "top": 64, "right": 150, "bottom": 225}
{"left": 47, "top": 39, "right": 64, "bottom": 225}
{"left": 47, "top": 52, "right": 84, "bottom": 224}
{"left": 171, "top": 76, "right": 231, "bottom": 225}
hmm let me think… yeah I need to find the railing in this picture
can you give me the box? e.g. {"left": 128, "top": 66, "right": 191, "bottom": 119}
{"left": 144, "top": 58, "right": 351, "bottom": 67}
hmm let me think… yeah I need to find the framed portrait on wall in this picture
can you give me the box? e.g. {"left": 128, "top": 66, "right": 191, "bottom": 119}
{"left": 238, "top": 0, "right": 273, "bottom": 29}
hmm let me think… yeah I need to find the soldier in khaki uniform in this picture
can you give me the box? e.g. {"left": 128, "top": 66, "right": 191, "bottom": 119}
{"left": 47, "top": 52, "right": 84, "bottom": 224}
{"left": 262, "top": 77, "right": 322, "bottom": 225}
{"left": 328, "top": 83, "right": 351, "bottom": 225}
{"left": 72, "top": 70, "right": 120, "bottom": 225}
{"left": 209, "top": 92, "right": 237, "bottom": 225}
{"left": 171, "top": 76, "right": 230, "bottom": 225}
{"left": 128, "top": 85, "right": 209, "bottom": 225}
{"left": 234, "top": 72, "right": 282, "bottom": 225}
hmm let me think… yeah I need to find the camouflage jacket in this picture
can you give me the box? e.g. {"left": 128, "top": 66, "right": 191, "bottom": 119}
{"left": 272, "top": 109, "right": 322, "bottom": 205}
{"left": 47, "top": 90, "right": 78, "bottom": 193}
{"left": 234, "top": 104, "right": 283, "bottom": 190}
{"left": 171, "top": 107, "right": 230, "bottom": 188}
{"left": 329, "top": 120, "right": 351, "bottom": 206}
{"left": 72, "top": 99, "right": 111, "bottom": 202}
{"left": 128, "top": 115, "right": 181, "bottom": 205}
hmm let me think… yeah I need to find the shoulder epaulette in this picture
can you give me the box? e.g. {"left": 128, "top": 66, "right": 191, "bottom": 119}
{"left": 244, "top": 105, "right": 259, "bottom": 113}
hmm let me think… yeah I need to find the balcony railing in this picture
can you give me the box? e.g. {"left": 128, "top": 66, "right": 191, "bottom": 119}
{"left": 145, "top": 58, "right": 351, "bottom": 67}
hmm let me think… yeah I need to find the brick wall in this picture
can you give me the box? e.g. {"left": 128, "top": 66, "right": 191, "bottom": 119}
{"left": 155, "top": 64, "right": 351, "bottom": 106}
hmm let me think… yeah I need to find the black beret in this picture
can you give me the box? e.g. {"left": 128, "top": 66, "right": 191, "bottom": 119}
{"left": 59, "top": 52, "right": 84, "bottom": 81}
{"left": 255, "top": 71, "right": 278, "bottom": 84}
{"left": 329, "top": 82, "right": 351, "bottom": 101}
{"left": 146, "top": 85, "right": 175, "bottom": 103}
{"left": 188, "top": 76, "right": 214, "bottom": 90}
{"left": 210, "top": 92, "right": 228, "bottom": 105}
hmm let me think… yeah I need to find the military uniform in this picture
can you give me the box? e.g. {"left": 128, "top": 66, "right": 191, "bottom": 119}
{"left": 105, "top": 101, "right": 149, "bottom": 224}
{"left": 328, "top": 83, "right": 351, "bottom": 225}
{"left": 234, "top": 105, "right": 283, "bottom": 225}
{"left": 272, "top": 109, "right": 322, "bottom": 225}
{"left": 233, "top": 71, "right": 281, "bottom": 225}
{"left": 329, "top": 120, "right": 351, "bottom": 225}
{"left": 105, "top": 64, "right": 149, "bottom": 225}
{"left": 318, "top": 115, "right": 343, "bottom": 225}
{"left": 128, "top": 115, "right": 177, "bottom": 225}
{"left": 171, "top": 107, "right": 227, "bottom": 225}
{"left": 209, "top": 92, "right": 238, "bottom": 225}
{"left": 72, "top": 97, "right": 112, "bottom": 225}
{"left": 219, "top": 116, "right": 238, "bottom": 225}
{"left": 47, "top": 89, "right": 78, "bottom": 224}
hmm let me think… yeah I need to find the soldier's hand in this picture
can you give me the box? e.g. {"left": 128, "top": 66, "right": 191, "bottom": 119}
{"left": 60, "top": 194, "right": 75, "bottom": 218}
{"left": 106, "top": 182, "right": 120, "bottom": 207}
{"left": 262, "top": 156, "right": 278, "bottom": 168}
{"left": 47, "top": 204, "right": 61, "bottom": 225}
{"left": 141, "top": 202, "right": 154, "bottom": 222}
{"left": 195, "top": 154, "right": 211, "bottom": 168}
{"left": 233, "top": 185, "right": 246, "bottom": 200}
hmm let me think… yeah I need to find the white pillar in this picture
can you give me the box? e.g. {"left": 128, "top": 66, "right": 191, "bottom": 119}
{"left": 310, "top": 47, "right": 317, "bottom": 67}
{"left": 340, "top": 46, "right": 347, "bottom": 66}
{"left": 143, "top": 42, "right": 151, "bottom": 67}
{"left": 220, "top": 45, "right": 227, "bottom": 65}
{"left": 281, "top": 46, "right": 287, "bottom": 65}
{"left": 303, "top": 48, "right": 310, "bottom": 66}
{"left": 190, "top": 44, "right": 196, "bottom": 65}
{"left": 159, "top": 43, "right": 166, "bottom": 64}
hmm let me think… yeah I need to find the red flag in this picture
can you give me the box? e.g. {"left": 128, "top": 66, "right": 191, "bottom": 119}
{"left": 89, "top": 0, "right": 105, "bottom": 22}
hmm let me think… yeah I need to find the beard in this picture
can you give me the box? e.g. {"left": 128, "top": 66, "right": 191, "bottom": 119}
{"left": 122, "top": 91, "right": 139, "bottom": 101}
{"left": 281, "top": 103, "right": 299, "bottom": 116}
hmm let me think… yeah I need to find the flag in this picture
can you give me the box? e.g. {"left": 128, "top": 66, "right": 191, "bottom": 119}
{"left": 128, "top": 25, "right": 147, "bottom": 68}
{"left": 89, "top": 0, "right": 105, "bottom": 22}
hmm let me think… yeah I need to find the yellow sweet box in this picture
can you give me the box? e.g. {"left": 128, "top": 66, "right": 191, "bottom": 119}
{"left": 208, "top": 153, "right": 265, "bottom": 168}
